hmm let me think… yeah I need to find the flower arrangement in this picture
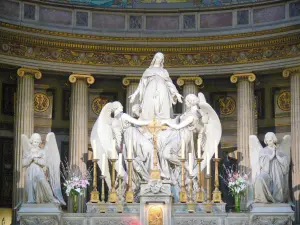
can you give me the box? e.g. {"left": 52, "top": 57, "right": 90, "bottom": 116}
{"left": 220, "top": 165, "right": 249, "bottom": 212}
{"left": 61, "top": 160, "right": 91, "bottom": 212}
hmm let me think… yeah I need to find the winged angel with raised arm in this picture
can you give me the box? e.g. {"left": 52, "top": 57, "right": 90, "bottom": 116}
{"left": 249, "top": 132, "right": 291, "bottom": 203}
{"left": 90, "top": 101, "right": 150, "bottom": 190}
{"left": 22, "top": 133, "right": 65, "bottom": 205}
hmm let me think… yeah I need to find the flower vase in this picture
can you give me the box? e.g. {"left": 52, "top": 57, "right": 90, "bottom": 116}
{"left": 72, "top": 194, "right": 78, "bottom": 213}
{"left": 234, "top": 195, "right": 241, "bottom": 212}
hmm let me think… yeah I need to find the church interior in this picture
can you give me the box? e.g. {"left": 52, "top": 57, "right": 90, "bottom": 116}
{"left": 0, "top": 0, "right": 300, "bottom": 224}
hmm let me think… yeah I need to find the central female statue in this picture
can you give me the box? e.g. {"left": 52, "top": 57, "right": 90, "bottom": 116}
{"left": 129, "top": 52, "right": 183, "bottom": 120}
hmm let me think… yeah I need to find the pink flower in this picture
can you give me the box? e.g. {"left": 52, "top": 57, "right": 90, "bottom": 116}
{"left": 243, "top": 174, "right": 248, "bottom": 180}
{"left": 233, "top": 172, "right": 239, "bottom": 180}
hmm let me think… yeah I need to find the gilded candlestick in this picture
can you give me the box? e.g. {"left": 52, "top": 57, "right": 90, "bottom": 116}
{"left": 125, "top": 159, "right": 134, "bottom": 203}
{"left": 179, "top": 159, "right": 187, "bottom": 203}
{"left": 212, "top": 158, "right": 222, "bottom": 203}
{"left": 89, "top": 159, "right": 100, "bottom": 203}
{"left": 187, "top": 175, "right": 195, "bottom": 213}
{"left": 196, "top": 158, "right": 205, "bottom": 203}
{"left": 109, "top": 159, "right": 117, "bottom": 203}
{"left": 205, "top": 173, "right": 212, "bottom": 203}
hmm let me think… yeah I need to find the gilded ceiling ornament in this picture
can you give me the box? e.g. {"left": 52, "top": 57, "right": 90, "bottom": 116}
{"left": 91, "top": 97, "right": 108, "bottom": 115}
{"left": 17, "top": 67, "right": 42, "bottom": 79}
{"left": 176, "top": 76, "right": 203, "bottom": 86}
{"left": 69, "top": 74, "right": 95, "bottom": 84}
{"left": 34, "top": 92, "right": 50, "bottom": 112}
{"left": 230, "top": 73, "right": 256, "bottom": 83}
{"left": 277, "top": 91, "right": 291, "bottom": 111}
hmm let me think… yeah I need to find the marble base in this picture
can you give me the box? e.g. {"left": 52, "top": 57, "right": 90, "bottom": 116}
{"left": 250, "top": 203, "right": 294, "bottom": 225}
{"left": 18, "top": 203, "right": 62, "bottom": 225}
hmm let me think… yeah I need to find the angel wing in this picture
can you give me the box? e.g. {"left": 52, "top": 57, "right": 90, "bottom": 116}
{"left": 21, "top": 134, "right": 31, "bottom": 157}
{"left": 44, "top": 132, "right": 66, "bottom": 205}
{"left": 90, "top": 102, "right": 125, "bottom": 189}
{"left": 198, "top": 93, "right": 222, "bottom": 171}
{"left": 279, "top": 135, "right": 291, "bottom": 163}
{"left": 249, "top": 135, "right": 263, "bottom": 182}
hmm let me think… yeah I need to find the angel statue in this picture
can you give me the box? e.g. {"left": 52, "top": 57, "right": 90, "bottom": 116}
{"left": 128, "top": 52, "right": 183, "bottom": 120}
{"left": 22, "top": 133, "right": 66, "bottom": 205}
{"left": 90, "top": 101, "right": 152, "bottom": 191}
{"left": 249, "top": 132, "right": 291, "bottom": 203}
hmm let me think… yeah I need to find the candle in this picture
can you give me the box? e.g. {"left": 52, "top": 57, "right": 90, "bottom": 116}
{"left": 118, "top": 153, "right": 122, "bottom": 176}
{"left": 128, "top": 139, "right": 132, "bottom": 159}
{"left": 181, "top": 139, "right": 185, "bottom": 159}
{"left": 101, "top": 153, "right": 106, "bottom": 175}
{"left": 92, "top": 140, "right": 99, "bottom": 159}
{"left": 197, "top": 138, "right": 201, "bottom": 159}
{"left": 112, "top": 139, "right": 116, "bottom": 159}
{"left": 206, "top": 153, "right": 210, "bottom": 175}
{"left": 215, "top": 142, "right": 218, "bottom": 159}
{"left": 189, "top": 153, "right": 193, "bottom": 176}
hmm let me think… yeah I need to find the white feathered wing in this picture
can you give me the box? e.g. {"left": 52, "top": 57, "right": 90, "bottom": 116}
{"left": 198, "top": 93, "right": 222, "bottom": 171}
{"left": 44, "top": 132, "right": 66, "bottom": 205}
{"left": 249, "top": 135, "right": 263, "bottom": 183}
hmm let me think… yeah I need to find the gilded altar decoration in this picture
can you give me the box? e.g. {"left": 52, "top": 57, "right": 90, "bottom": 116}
{"left": 277, "top": 91, "right": 291, "bottom": 111}
{"left": 218, "top": 96, "right": 236, "bottom": 116}
{"left": 148, "top": 205, "right": 163, "bottom": 225}
{"left": 34, "top": 93, "right": 50, "bottom": 112}
{"left": 92, "top": 97, "right": 108, "bottom": 115}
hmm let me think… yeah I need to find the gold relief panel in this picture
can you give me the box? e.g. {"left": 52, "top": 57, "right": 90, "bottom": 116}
{"left": 148, "top": 205, "right": 163, "bottom": 225}
{"left": 34, "top": 92, "right": 50, "bottom": 113}
{"left": 213, "top": 93, "right": 237, "bottom": 119}
{"left": 277, "top": 90, "right": 291, "bottom": 112}
{"left": 91, "top": 97, "right": 109, "bottom": 115}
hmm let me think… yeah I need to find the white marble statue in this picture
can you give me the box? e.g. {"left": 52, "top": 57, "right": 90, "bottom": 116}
{"left": 22, "top": 133, "right": 65, "bottom": 205}
{"left": 128, "top": 52, "right": 183, "bottom": 120}
{"left": 90, "top": 101, "right": 151, "bottom": 189}
{"left": 249, "top": 132, "right": 291, "bottom": 203}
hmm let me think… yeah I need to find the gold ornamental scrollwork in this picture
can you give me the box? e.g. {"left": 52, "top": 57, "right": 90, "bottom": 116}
{"left": 282, "top": 66, "right": 300, "bottom": 78}
{"left": 176, "top": 76, "right": 203, "bottom": 86}
{"left": 34, "top": 92, "right": 50, "bottom": 112}
{"left": 218, "top": 96, "right": 236, "bottom": 116}
{"left": 17, "top": 67, "right": 42, "bottom": 79}
{"left": 69, "top": 74, "right": 95, "bottom": 85}
{"left": 230, "top": 73, "right": 256, "bottom": 83}
{"left": 122, "top": 76, "right": 140, "bottom": 86}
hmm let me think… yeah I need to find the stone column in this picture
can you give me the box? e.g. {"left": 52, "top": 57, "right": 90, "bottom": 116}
{"left": 176, "top": 76, "right": 203, "bottom": 112}
{"left": 283, "top": 67, "right": 300, "bottom": 224}
{"left": 13, "top": 68, "right": 42, "bottom": 221}
{"left": 68, "top": 73, "right": 94, "bottom": 212}
{"left": 230, "top": 73, "right": 256, "bottom": 174}
{"left": 122, "top": 76, "right": 140, "bottom": 116}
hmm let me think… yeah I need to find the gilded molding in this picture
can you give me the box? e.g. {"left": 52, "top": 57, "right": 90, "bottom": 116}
{"left": 230, "top": 73, "right": 256, "bottom": 83}
{"left": 17, "top": 67, "right": 42, "bottom": 79}
{"left": 0, "top": 29, "right": 300, "bottom": 68}
{"left": 69, "top": 74, "right": 95, "bottom": 84}
{"left": 176, "top": 76, "right": 203, "bottom": 86}
{"left": 1, "top": 22, "right": 300, "bottom": 42}
{"left": 282, "top": 66, "right": 300, "bottom": 78}
{"left": 122, "top": 77, "right": 141, "bottom": 86}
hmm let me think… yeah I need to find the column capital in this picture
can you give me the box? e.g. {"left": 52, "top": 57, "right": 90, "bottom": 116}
{"left": 176, "top": 76, "right": 203, "bottom": 86}
{"left": 69, "top": 73, "right": 95, "bottom": 84}
{"left": 282, "top": 66, "right": 300, "bottom": 78}
{"left": 230, "top": 73, "right": 256, "bottom": 84}
{"left": 17, "top": 67, "right": 42, "bottom": 79}
{"left": 122, "top": 76, "right": 140, "bottom": 86}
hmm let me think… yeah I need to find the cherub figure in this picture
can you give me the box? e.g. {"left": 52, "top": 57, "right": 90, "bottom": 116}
{"left": 22, "top": 133, "right": 65, "bottom": 205}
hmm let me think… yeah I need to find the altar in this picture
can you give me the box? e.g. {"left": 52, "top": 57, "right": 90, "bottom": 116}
{"left": 17, "top": 53, "right": 295, "bottom": 225}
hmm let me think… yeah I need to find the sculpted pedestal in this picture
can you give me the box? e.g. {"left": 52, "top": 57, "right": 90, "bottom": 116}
{"left": 18, "top": 204, "right": 62, "bottom": 225}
